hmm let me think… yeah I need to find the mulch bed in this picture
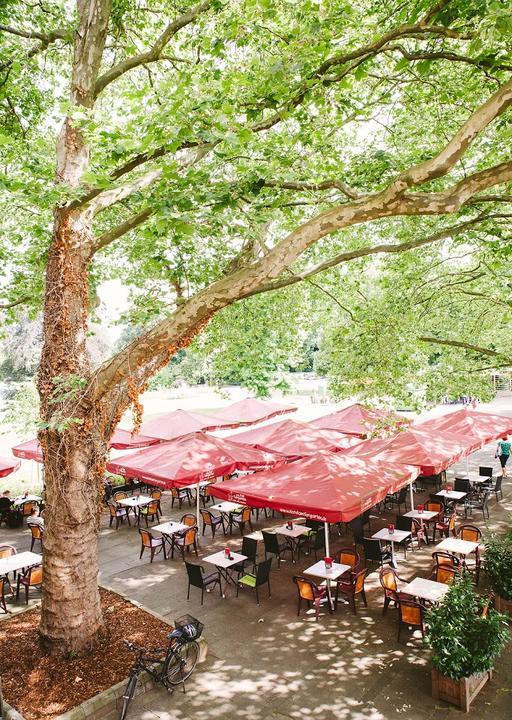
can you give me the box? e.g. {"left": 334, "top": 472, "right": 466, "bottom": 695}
{"left": 0, "top": 588, "right": 172, "bottom": 720}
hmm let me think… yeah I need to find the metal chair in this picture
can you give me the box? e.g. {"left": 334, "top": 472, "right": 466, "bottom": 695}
{"left": 262, "top": 530, "right": 293, "bottom": 568}
{"left": 139, "top": 529, "right": 166, "bottom": 563}
{"left": 185, "top": 561, "right": 221, "bottom": 605}
{"left": 236, "top": 558, "right": 272, "bottom": 604}
{"left": 397, "top": 599, "right": 426, "bottom": 642}
{"left": 293, "top": 575, "right": 329, "bottom": 621}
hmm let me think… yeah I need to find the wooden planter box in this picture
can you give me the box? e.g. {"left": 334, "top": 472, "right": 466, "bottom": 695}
{"left": 431, "top": 667, "right": 492, "bottom": 712}
{"left": 494, "top": 594, "right": 512, "bottom": 619}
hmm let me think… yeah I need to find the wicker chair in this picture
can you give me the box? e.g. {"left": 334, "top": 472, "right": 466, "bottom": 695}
{"left": 397, "top": 599, "right": 426, "bottom": 642}
{"left": 29, "top": 525, "right": 43, "bottom": 551}
{"left": 430, "top": 564, "right": 458, "bottom": 585}
{"left": 108, "top": 501, "right": 131, "bottom": 529}
{"left": 0, "top": 575, "right": 14, "bottom": 613}
{"left": 149, "top": 489, "right": 163, "bottom": 518}
{"left": 200, "top": 509, "right": 225, "bottom": 538}
{"left": 181, "top": 513, "right": 198, "bottom": 527}
{"left": 172, "top": 526, "right": 199, "bottom": 560}
{"left": 16, "top": 565, "right": 43, "bottom": 604}
{"left": 335, "top": 568, "right": 368, "bottom": 614}
{"left": 293, "top": 575, "right": 328, "bottom": 621}
{"left": 171, "top": 486, "right": 191, "bottom": 509}
{"left": 138, "top": 500, "right": 160, "bottom": 527}
{"left": 228, "top": 507, "right": 253, "bottom": 536}
{"left": 379, "top": 566, "right": 410, "bottom": 615}
{"left": 139, "top": 529, "right": 166, "bottom": 563}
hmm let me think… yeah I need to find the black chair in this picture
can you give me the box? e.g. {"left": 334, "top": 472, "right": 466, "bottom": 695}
{"left": 349, "top": 517, "right": 365, "bottom": 546}
{"left": 303, "top": 527, "right": 326, "bottom": 561}
{"left": 231, "top": 536, "right": 258, "bottom": 575}
{"left": 236, "top": 558, "right": 272, "bottom": 604}
{"left": 479, "top": 466, "right": 494, "bottom": 479}
{"left": 386, "top": 487, "right": 408, "bottom": 514}
{"left": 465, "top": 490, "right": 490, "bottom": 520}
{"left": 0, "top": 497, "right": 13, "bottom": 527}
{"left": 362, "top": 538, "right": 392, "bottom": 567}
{"left": 262, "top": 530, "right": 292, "bottom": 567}
{"left": 395, "top": 516, "right": 414, "bottom": 557}
{"left": 185, "top": 561, "right": 221, "bottom": 605}
{"left": 454, "top": 478, "right": 471, "bottom": 494}
{"left": 486, "top": 474, "right": 503, "bottom": 501}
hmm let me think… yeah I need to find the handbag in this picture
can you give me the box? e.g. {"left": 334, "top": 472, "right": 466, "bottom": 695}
{"left": 495, "top": 443, "right": 503, "bottom": 458}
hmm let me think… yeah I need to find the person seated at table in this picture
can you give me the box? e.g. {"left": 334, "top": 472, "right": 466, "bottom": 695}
{"left": 27, "top": 507, "right": 44, "bottom": 530}
{"left": 0, "top": 491, "right": 13, "bottom": 525}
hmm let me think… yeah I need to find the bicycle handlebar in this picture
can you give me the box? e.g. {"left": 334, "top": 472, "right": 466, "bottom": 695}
{"left": 123, "top": 640, "right": 165, "bottom": 655}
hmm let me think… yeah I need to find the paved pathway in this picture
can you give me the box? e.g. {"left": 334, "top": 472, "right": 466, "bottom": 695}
{"left": 2, "top": 395, "right": 512, "bottom": 719}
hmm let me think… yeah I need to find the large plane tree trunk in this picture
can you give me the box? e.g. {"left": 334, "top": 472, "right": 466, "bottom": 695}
{"left": 37, "top": 198, "right": 105, "bottom": 653}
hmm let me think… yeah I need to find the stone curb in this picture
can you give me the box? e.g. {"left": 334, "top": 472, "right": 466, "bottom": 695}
{"left": 3, "top": 587, "right": 208, "bottom": 720}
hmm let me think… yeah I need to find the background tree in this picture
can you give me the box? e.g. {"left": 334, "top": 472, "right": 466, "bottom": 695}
{"left": 0, "top": 0, "right": 511, "bottom": 654}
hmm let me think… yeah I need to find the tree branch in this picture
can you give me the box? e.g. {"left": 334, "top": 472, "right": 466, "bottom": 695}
{"left": 418, "top": 336, "right": 512, "bottom": 364}
{"left": 0, "top": 26, "right": 68, "bottom": 73}
{"left": 262, "top": 179, "right": 361, "bottom": 200}
{"left": 388, "top": 44, "right": 512, "bottom": 72}
{"left": 0, "top": 24, "right": 67, "bottom": 41}
{"left": 0, "top": 295, "right": 31, "bottom": 310}
{"left": 73, "top": 13, "right": 477, "bottom": 208}
{"left": 91, "top": 206, "right": 155, "bottom": 255}
{"left": 245, "top": 212, "right": 495, "bottom": 296}
{"left": 94, "top": 0, "right": 214, "bottom": 97}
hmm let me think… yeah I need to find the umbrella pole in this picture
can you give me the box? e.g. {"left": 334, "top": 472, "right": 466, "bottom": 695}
{"left": 409, "top": 481, "right": 414, "bottom": 511}
{"left": 324, "top": 521, "right": 334, "bottom": 612}
{"left": 324, "top": 521, "right": 330, "bottom": 557}
{"left": 196, "top": 481, "right": 201, "bottom": 546}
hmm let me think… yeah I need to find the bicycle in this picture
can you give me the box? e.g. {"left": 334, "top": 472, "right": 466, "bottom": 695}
{"left": 119, "top": 614, "right": 202, "bottom": 720}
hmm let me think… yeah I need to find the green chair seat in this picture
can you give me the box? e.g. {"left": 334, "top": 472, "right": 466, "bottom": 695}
{"left": 239, "top": 573, "right": 256, "bottom": 587}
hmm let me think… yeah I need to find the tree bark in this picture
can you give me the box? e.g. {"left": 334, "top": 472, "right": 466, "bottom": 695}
{"left": 37, "top": 0, "right": 112, "bottom": 655}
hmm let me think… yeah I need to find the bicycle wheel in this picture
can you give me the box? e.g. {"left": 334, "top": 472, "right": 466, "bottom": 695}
{"left": 119, "top": 673, "right": 138, "bottom": 720}
{"left": 164, "top": 641, "right": 199, "bottom": 685}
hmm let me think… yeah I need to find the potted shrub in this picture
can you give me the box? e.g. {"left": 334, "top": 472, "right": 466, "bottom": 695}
{"left": 484, "top": 529, "right": 512, "bottom": 617}
{"left": 425, "top": 573, "right": 509, "bottom": 712}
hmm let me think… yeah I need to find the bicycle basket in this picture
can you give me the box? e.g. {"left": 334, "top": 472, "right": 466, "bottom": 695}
{"left": 174, "top": 614, "right": 203, "bottom": 640}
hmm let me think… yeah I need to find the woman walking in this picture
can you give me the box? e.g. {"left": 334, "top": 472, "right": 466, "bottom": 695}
{"left": 496, "top": 435, "right": 511, "bottom": 476}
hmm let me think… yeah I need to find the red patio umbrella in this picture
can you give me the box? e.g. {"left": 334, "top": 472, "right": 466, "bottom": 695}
{"left": 211, "top": 397, "right": 297, "bottom": 427}
{"left": 109, "top": 428, "right": 160, "bottom": 450}
{"left": 0, "top": 456, "right": 21, "bottom": 477}
{"left": 210, "top": 451, "right": 419, "bottom": 523}
{"left": 346, "top": 427, "right": 481, "bottom": 476}
{"left": 311, "top": 403, "right": 409, "bottom": 438}
{"left": 139, "top": 408, "right": 236, "bottom": 441}
{"left": 106, "top": 432, "right": 282, "bottom": 488}
{"left": 12, "top": 428, "right": 158, "bottom": 460}
{"left": 416, "top": 408, "right": 512, "bottom": 447}
{"left": 227, "top": 418, "right": 360, "bottom": 459}
{"left": 12, "top": 439, "right": 43, "bottom": 463}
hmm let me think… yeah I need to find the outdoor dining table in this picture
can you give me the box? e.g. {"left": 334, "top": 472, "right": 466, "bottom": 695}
{"left": 435, "top": 537, "right": 479, "bottom": 557}
{"left": 273, "top": 523, "right": 310, "bottom": 562}
{"left": 13, "top": 494, "right": 42, "bottom": 506}
{"left": 403, "top": 509, "right": 438, "bottom": 544}
{"left": 434, "top": 489, "right": 466, "bottom": 501}
{"left": 372, "top": 527, "right": 411, "bottom": 568}
{"left": 0, "top": 551, "right": 42, "bottom": 576}
{"left": 304, "top": 560, "right": 351, "bottom": 611}
{"left": 203, "top": 550, "right": 248, "bottom": 597}
{"left": 179, "top": 480, "right": 211, "bottom": 494}
{"left": 152, "top": 521, "right": 189, "bottom": 553}
{"left": 401, "top": 577, "right": 450, "bottom": 604}
{"left": 210, "top": 501, "right": 244, "bottom": 525}
{"left": 117, "top": 495, "right": 153, "bottom": 519}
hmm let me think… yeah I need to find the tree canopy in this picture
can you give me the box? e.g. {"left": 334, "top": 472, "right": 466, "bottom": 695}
{"left": 1, "top": 0, "right": 511, "bottom": 404}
